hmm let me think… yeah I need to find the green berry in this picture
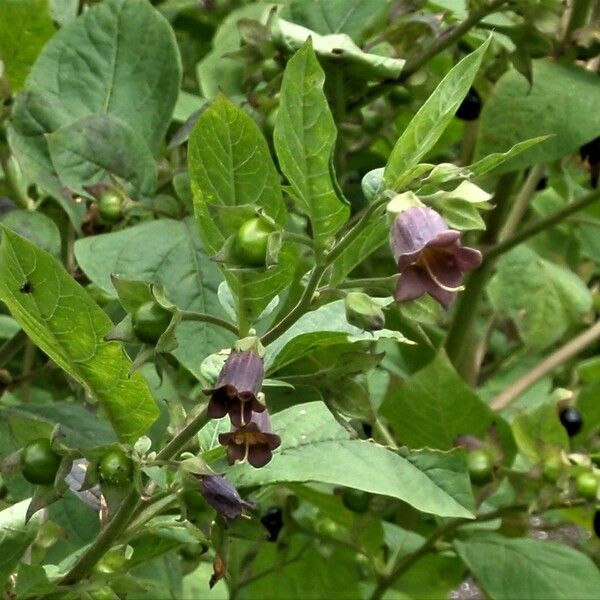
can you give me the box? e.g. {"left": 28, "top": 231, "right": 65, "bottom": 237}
{"left": 98, "top": 448, "right": 133, "bottom": 486}
{"left": 98, "top": 191, "right": 124, "bottom": 223}
{"left": 575, "top": 472, "right": 598, "bottom": 501}
{"left": 234, "top": 217, "right": 275, "bottom": 267}
{"left": 20, "top": 438, "right": 61, "bottom": 486}
{"left": 467, "top": 449, "right": 494, "bottom": 485}
{"left": 132, "top": 301, "right": 172, "bottom": 344}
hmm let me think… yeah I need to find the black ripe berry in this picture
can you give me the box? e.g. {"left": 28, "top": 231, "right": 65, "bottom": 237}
{"left": 536, "top": 173, "right": 548, "bottom": 191}
{"left": 580, "top": 137, "right": 600, "bottom": 165}
{"left": 260, "top": 506, "right": 283, "bottom": 542}
{"left": 456, "top": 87, "right": 482, "bottom": 121}
{"left": 594, "top": 510, "right": 600, "bottom": 538}
{"left": 559, "top": 407, "right": 583, "bottom": 437}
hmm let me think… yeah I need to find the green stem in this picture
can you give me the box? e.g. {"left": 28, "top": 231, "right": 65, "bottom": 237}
{"left": 368, "top": 499, "right": 585, "bottom": 600}
{"left": 179, "top": 310, "right": 239, "bottom": 335}
{"left": 562, "top": 0, "right": 593, "bottom": 46}
{"left": 485, "top": 187, "right": 600, "bottom": 261}
{"left": 261, "top": 197, "right": 389, "bottom": 346}
{"left": 59, "top": 487, "right": 140, "bottom": 585}
{"left": 0, "top": 330, "right": 27, "bottom": 368}
{"left": 60, "top": 408, "right": 209, "bottom": 586}
{"left": 498, "top": 164, "right": 544, "bottom": 242}
{"left": 458, "top": 120, "right": 479, "bottom": 166}
{"left": 444, "top": 173, "right": 518, "bottom": 377}
{"left": 0, "top": 153, "right": 34, "bottom": 210}
{"left": 281, "top": 232, "right": 315, "bottom": 248}
{"left": 348, "top": 0, "right": 508, "bottom": 111}
{"left": 373, "top": 418, "right": 398, "bottom": 449}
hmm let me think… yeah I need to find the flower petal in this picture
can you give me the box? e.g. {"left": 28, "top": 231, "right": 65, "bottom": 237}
{"left": 248, "top": 444, "right": 273, "bottom": 468}
{"left": 454, "top": 246, "right": 482, "bottom": 271}
{"left": 395, "top": 266, "right": 429, "bottom": 303}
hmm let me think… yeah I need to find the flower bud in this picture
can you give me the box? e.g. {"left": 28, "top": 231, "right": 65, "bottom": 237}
{"left": 344, "top": 292, "right": 385, "bottom": 331}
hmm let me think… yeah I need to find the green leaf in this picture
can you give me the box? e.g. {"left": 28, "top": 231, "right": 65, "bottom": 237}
{"left": 273, "top": 20, "right": 404, "bottom": 80}
{"left": 75, "top": 219, "right": 234, "bottom": 378}
{"left": 274, "top": 40, "right": 350, "bottom": 251}
{"left": 47, "top": 114, "right": 157, "bottom": 199}
{"left": 487, "top": 246, "right": 593, "bottom": 349}
{"left": 265, "top": 300, "right": 412, "bottom": 372}
{"left": 280, "top": 0, "right": 388, "bottom": 42}
{"left": 188, "top": 94, "right": 297, "bottom": 322}
{"left": 1, "top": 209, "right": 61, "bottom": 257}
{"left": 226, "top": 401, "right": 475, "bottom": 519}
{"left": 0, "top": 227, "right": 158, "bottom": 443}
{"left": 0, "top": 499, "right": 41, "bottom": 583}
{"left": 8, "top": 0, "right": 180, "bottom": 223}
{"left": 384, "top": 38, "right": 490, "bottom": 190}
{"left": 380, "top": 351, "right": 514, "bottom": 457}
{"left": 475, "top": 61, "right": 600, "bottom": 174}
{"left": 0, "top": 0, "right": 54, "bottom": 92}
{"left": 469, "top": 136, "right": 550, "bottom": 179}
{"left": 1, "top": 402, "right": 117, "bottom": 449}
{"left": 455, "top": 534, "right": 600, "bottom": 600}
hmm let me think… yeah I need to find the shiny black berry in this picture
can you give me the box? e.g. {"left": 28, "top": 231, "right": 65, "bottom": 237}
{"left": 260, "top": 506, "right": 283, "bottom": 542}
{"left": 594, "top": 509, "right": 600, "bottom": 538}
{"left": 559, "top": 407, "right": 583, "bottom": 437}
{"left": 456, "top": 87, "right": 482, "bottom": 121}
{"left": 580, "top": 137, "right": 600, "bottom": 165}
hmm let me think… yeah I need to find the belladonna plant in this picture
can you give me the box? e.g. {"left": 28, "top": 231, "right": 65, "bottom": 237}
{"left": 199, "top": 474, "right": 255, "bottom": 522}
{"left": 389, "top": 206, "right": 482, "bottom": 308}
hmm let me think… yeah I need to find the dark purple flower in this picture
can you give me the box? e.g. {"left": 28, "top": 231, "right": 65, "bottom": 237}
{"left": 203, "top": 349, "right": 265, "bottom": 427}
{"left": 389, "top": 206, "right": 482, "bottom": 308}
{"left": 199, "top": 474, "right": 255, "bottom": 522}
{"left": 219, "top": 410, "right": 281, "bottom": 468}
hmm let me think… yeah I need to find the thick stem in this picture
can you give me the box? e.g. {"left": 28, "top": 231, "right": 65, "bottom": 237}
{"left": 562, "top": 0, "right": 593, "bottom": 46}
{"left": 490, "top": 320, "right": 600, "bottom": 411}
{"left": 59, "top": 487, "right": 140, "bottom": 585}
{"left": 444, "top": 173, "right": 518, "bottom": 376}
{"left": 0, "top": 153, "right": 34, "bottom": 210}
{"left": 60, "top": 408, "right": 209, "bottom": 586}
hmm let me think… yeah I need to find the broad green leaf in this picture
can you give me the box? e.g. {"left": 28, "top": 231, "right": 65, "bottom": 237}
{"left": 380, "top": 351, "right": 514, "bottom": 457}
{"left": 455, "top": 534, "right": 600, "bottom": 600}
{"left": 1, "top": 402, "right": 117, "bottom": 449}
{"left": 475, "top": 61, "right": 600, "bottom": 174}
{"left": 1, "top": 209, "right": 61, "bottom": 257}
{"left": 8, "top": 0, "right": 180, "bottom": 223}
{"left": 469, "top": 136, "right": 550, "bottom": 179}
{"left": 188, "top": 94, "right": 297, "bottom": 322}
{"left": 47, "top": 114, "right": 157, "bottom": 199}
{"left": 487, "top": 246, "right": 592, "bottom": 349}
{"left": 242, "top": 541, "right": 361, "bottom": 600}
{"left": 281, "top": 0, "right": 388, "bottom": 41}
{"left": 265, "top": 300, "right": 413, "bottom": 372}
{"left": 273, "top": 20, "right": 404, "bottom": 80}
{"left": 274, "top": 41, "right": 350, "bottom": 251}
{"left": 0, "top": 499, "right": 40, "bottom": 583}
{"left": 227, "top": 401, "right": 475, "bottom": 519}
{"left": 0, "top": 227, "right": 158, "bottom": 442}
{"left": 384, "top": 38, "right": 490, "bottom": 190}
{"left": 512, "top": 402, "right": 569, "bottom": 464}
{"left": 0, "top": 0, "right": 54, "bottom": 92}
{"left": 75, "top": 219, "right": 234, "bottom": 378}
{"left": 182, "top": 563, "right": 229, "bottom": 600}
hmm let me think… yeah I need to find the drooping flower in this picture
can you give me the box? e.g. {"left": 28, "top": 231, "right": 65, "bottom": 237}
{"left": 199, "top": 474, "right": 255, "bottom": 522}
{"left": 219, "top": 410, "right": 281, "bottom": 468}
{"left": 203, "top": 347, "right": 265, "bottom": 427}
{"left": 389, "top": 206, "right": 482, "bottom": 308}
